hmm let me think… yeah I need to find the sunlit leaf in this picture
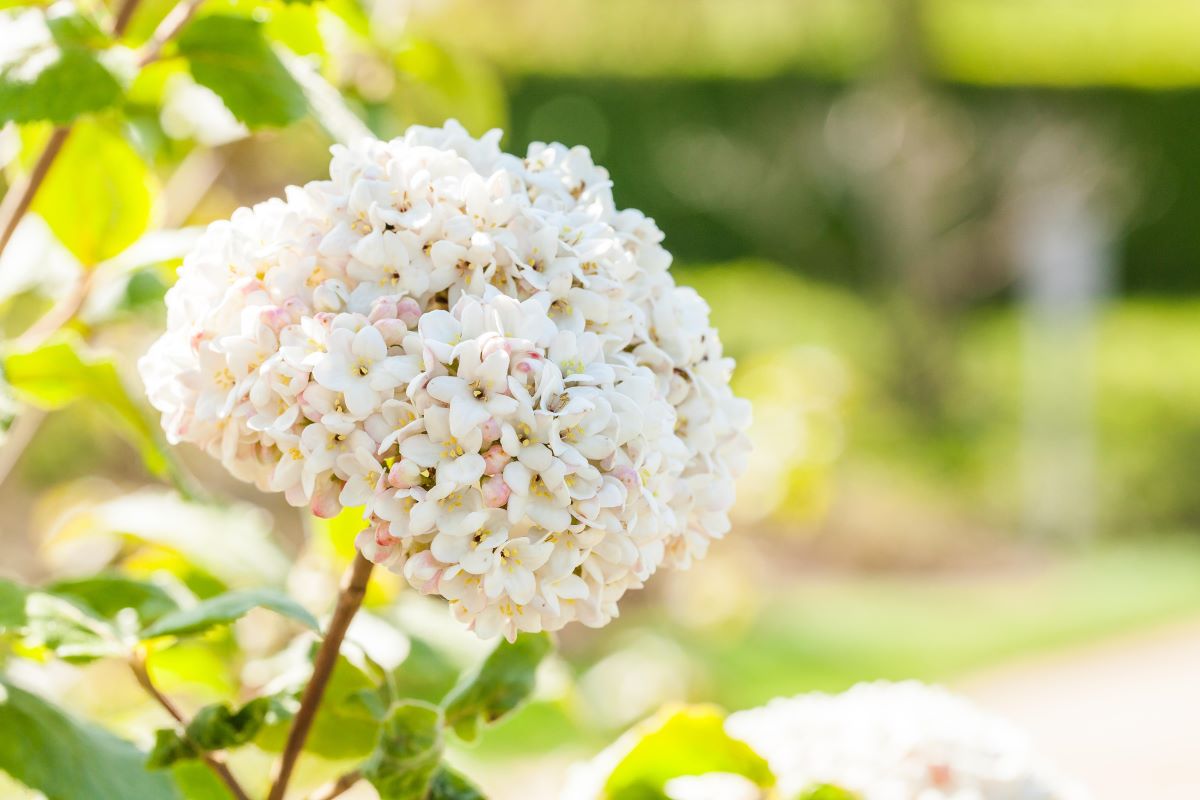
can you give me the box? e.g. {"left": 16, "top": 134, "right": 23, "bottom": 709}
{"left": 798, "top": 785, "right": 862, "bottom": 800}
{"left": 362, "top": 701, "right": 443, "bottom": 800}
{"left": 22, "top": 592, "right": 124, "bottom": 662}
{"left": 441, "top": 632, "right": 551, "bottom": 742}
{"left": 1, "top": 333, "right": 171, "bottom": 479}
{"left": 603, "top": 706, "right": 776, "bottom": 799}
{"left": 427, "top": 766, "right": 485, "bottom": 800}
{"left": 142, "top": 589, "right": 319, "bottom": 639}
{"left": 47, "top": 574, "right": 181, "bottom": 627}
{"left": 256, "top": 654, "right": 382, "bottom": 759}
{"left": 31, "top": 122, "right": 152, "bottom": 266}
{"left": 0, "top": 579, "right": 26, "bottom": 631}
{"left": 0, "top": 12, "right": 122, "bottom": 124}
{"left": 177, "top": 14, "right": 306, "bottom": 127}
{"left": 0, "top": 679, "right": 177, "bottom": 799}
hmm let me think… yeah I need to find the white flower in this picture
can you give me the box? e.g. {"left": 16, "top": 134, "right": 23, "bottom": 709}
{"left": 139, "top": 120, "right": 753, "bottom": 639}
{"left": 724, "top": 682, "right": 1091, "bottom": 800}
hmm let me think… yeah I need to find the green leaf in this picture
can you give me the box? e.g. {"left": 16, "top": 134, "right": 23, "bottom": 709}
{"left": 603, "top": 706, "right": 775, "bottom": 800}
{"left": 256, "top": 654, "right": 381, "bottom": 759}
{"left": 47, "top": 575, "right": 180, "bottom": 627}
{"left": 146, "top": 729, "right": 197, "bottom": 770}
{"left": 31, "top": 122, "right": 152, "bottom": 265}
{"left": 141, "top": 588, "right": 319, "bottom": 639}
{"left": 798, "top": 785, "right": 862, "bottom": 800}
{"left": 177, "top": 15, "right": 306, "bottom": 127}
{"left": 427, "top": 766, "right": 485, "bottom": 800}
{"left": 0, "top": 678, "right": 178, "bottom": 799}
{"left": 0, "top": 12, "right": 123, "bottom": 124}
{"left": 22, "top": 592, "right": 123, "bottom": 662}
{"left": 149, "top": 695, "right": 293, "bottom": 768}
{"left": 2, "top": 333, "right": 171, "bottom": 479}
{"left": 362, "top": 701, "right": 444, "bottom": 800}
{"left": 188, "top": 695, "right": 292, "bottom": 751}
{"left": 0, "top": 579, "right": 26, "bottom": 631}
{"left": 441, "top": 633, "right": 551, "bottom": 742}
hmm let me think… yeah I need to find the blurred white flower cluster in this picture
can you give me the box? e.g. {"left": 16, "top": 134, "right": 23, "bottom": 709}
{"left": 140, "top": 121, "right": 751, "bottom": 639}
{"left": 563, "top": 681, "right": 1087, "bottom": 800}
{"left": 724, "top": 681, "right": 1088, "bottom": 800}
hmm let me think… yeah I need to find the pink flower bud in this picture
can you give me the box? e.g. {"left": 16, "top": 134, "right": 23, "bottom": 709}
{"left": 481, "top": 475, "right": 511, "bottom": 507}
{"left": 374, "top": 318, "right": 407, "bottom": 346}
{"left": 310, "top": 479, "right": 343, "bottom": 518}
{"left": 368, "top": 297, "right": 398, "bottom": 323}
{"left": 480, "top": 418, "right": 501, "bottom": 444}
{"left": 388, "top": 460, "right": 421, "bottom": 489}
{"left": 482, "top": 443, "right": 510, "bottom": 475}
{"left": 403, "top": 551, "right": 443, "bottom": 595}
{"left": 396, "top": 297, "right": 422, "bottom": 327}
{"left": 259, "top": 305, "right": 291, "bottom": 332}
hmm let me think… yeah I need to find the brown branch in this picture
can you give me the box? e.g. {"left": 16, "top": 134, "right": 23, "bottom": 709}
{"left": 267, "top": 554, "right": 375, "bottom": 800}
{"left": 137, "top": 0, "right": 205, "bottom": 67}
{"left": 306, "top": 769, "right": 362, "bottom": 800}
{"left": 111, "top": 0, "right": 142, "bottom": 37}
{"left": 0, "top": 127, "right": 69, "bottom": 261}
{"left": 130, "top": 653, "right": 253, "bottom": 800}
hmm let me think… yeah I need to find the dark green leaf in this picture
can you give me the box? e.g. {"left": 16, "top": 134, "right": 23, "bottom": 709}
{"left": 441, "top": 633, "right": 551, "bottom": 741}
{"left": 177, "top": 15, "right": 306, "bottom": 127}
{"left": 603, "top": 706, "right": 775, "bottom": 800}
{"left": 2, "top": 334, "right": 170, "bottom": 478}
{"left": 0, "top": 578, "right": 26, "bottom": 631}
{"left": 47, "top": 575, "right": 180, "bottom": 627}
{"left": 22, "top": 592, "right": 123, "bottom": 662}
{"left": 147, "top": 729, "right": 197, "bottom": 770}
{"left": 0, "top": 13, "right": 122, "bottom": 124}
{"left": 362, "top": 701, "right": 443, "bottom": 800}
{"left": 141, "top": 588, "right": 319, "bottom": 639}
{"left": 188, "top": 695, "right": 292, "bottom": 751}
{"left": 427, "top": 765, "right": 486, "bottom": 800}
{"left": 0, "top": 678, "right": 178, "bottom": 799}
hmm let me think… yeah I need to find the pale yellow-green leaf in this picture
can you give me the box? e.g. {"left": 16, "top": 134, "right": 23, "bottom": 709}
{"left": 32, "top": 122, "right": 153, "bottom": 267}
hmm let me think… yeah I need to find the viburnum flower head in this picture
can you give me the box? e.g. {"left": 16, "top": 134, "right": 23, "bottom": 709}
{"left": 724, "top": 681, "right": 1090, "bottom": 800}
{"left": 140, "top": 120, "right": 752, "bottom": 640}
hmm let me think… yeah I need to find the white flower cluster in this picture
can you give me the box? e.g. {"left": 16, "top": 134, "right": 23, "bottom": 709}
{"left": 724, "top": 681, "right": 1089, "bottom": 800}
{"left": 140, "top": 121, "right": 751, "bottom": 640}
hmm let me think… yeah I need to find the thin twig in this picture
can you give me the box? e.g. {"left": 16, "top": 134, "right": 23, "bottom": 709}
{"left": 130, "top": 652, "right": 253, "bottom": 800}
{"left": 137, "top": 0, "right": 204, "bottom": 67}
{"left": 0, "top": 127, "right": 69, "bottom": 260}
{"left": 111, "top": 0, "right": 142, "bottom": 37}
{"left": 307, "top": 769, "right": 362, "bottom": 800}
{"left": 268, "top": 554, "right": 375, "bottom": 800}
{"left": 15, "top": 271, "right": 94, "bottom": 350}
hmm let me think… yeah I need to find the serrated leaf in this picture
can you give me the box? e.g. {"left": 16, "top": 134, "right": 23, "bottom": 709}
{"left": 362, "top": 701, "right": 443, "bottom": 800}
{"left": 603, "top": 706, "right": 776, "bottom": 799}
{"left": 31, "top": 122, "right": 152, "bottom": 265}
{"left": 177, "top": 15, "right": 306, "bottom": 127}
{"left": 141, "top": 588, "right": 319, "bottom": 639}
{"left": 0, "top": 579, "right": 26, "bottom": 631}
{"left": 441, "top": 633, "right": 551, "bottom": 742}
{"left": 2, "top": 333, "right": 171, "bottom": 478}
{"left": 47, "top": 574, "right": 180, "bottom": 627}
{"left": 0, "top": 678, "right": 178, "bottom": 799}
{"left": 0, "top": 12, "right": 122, "bottom": 124}
{"left": 427, "top": 766, "right": 485, "bottom": 800}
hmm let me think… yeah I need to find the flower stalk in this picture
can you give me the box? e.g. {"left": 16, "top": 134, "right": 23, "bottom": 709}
{"left": 267, "top": 553, "right": 375, "bottom": 800}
